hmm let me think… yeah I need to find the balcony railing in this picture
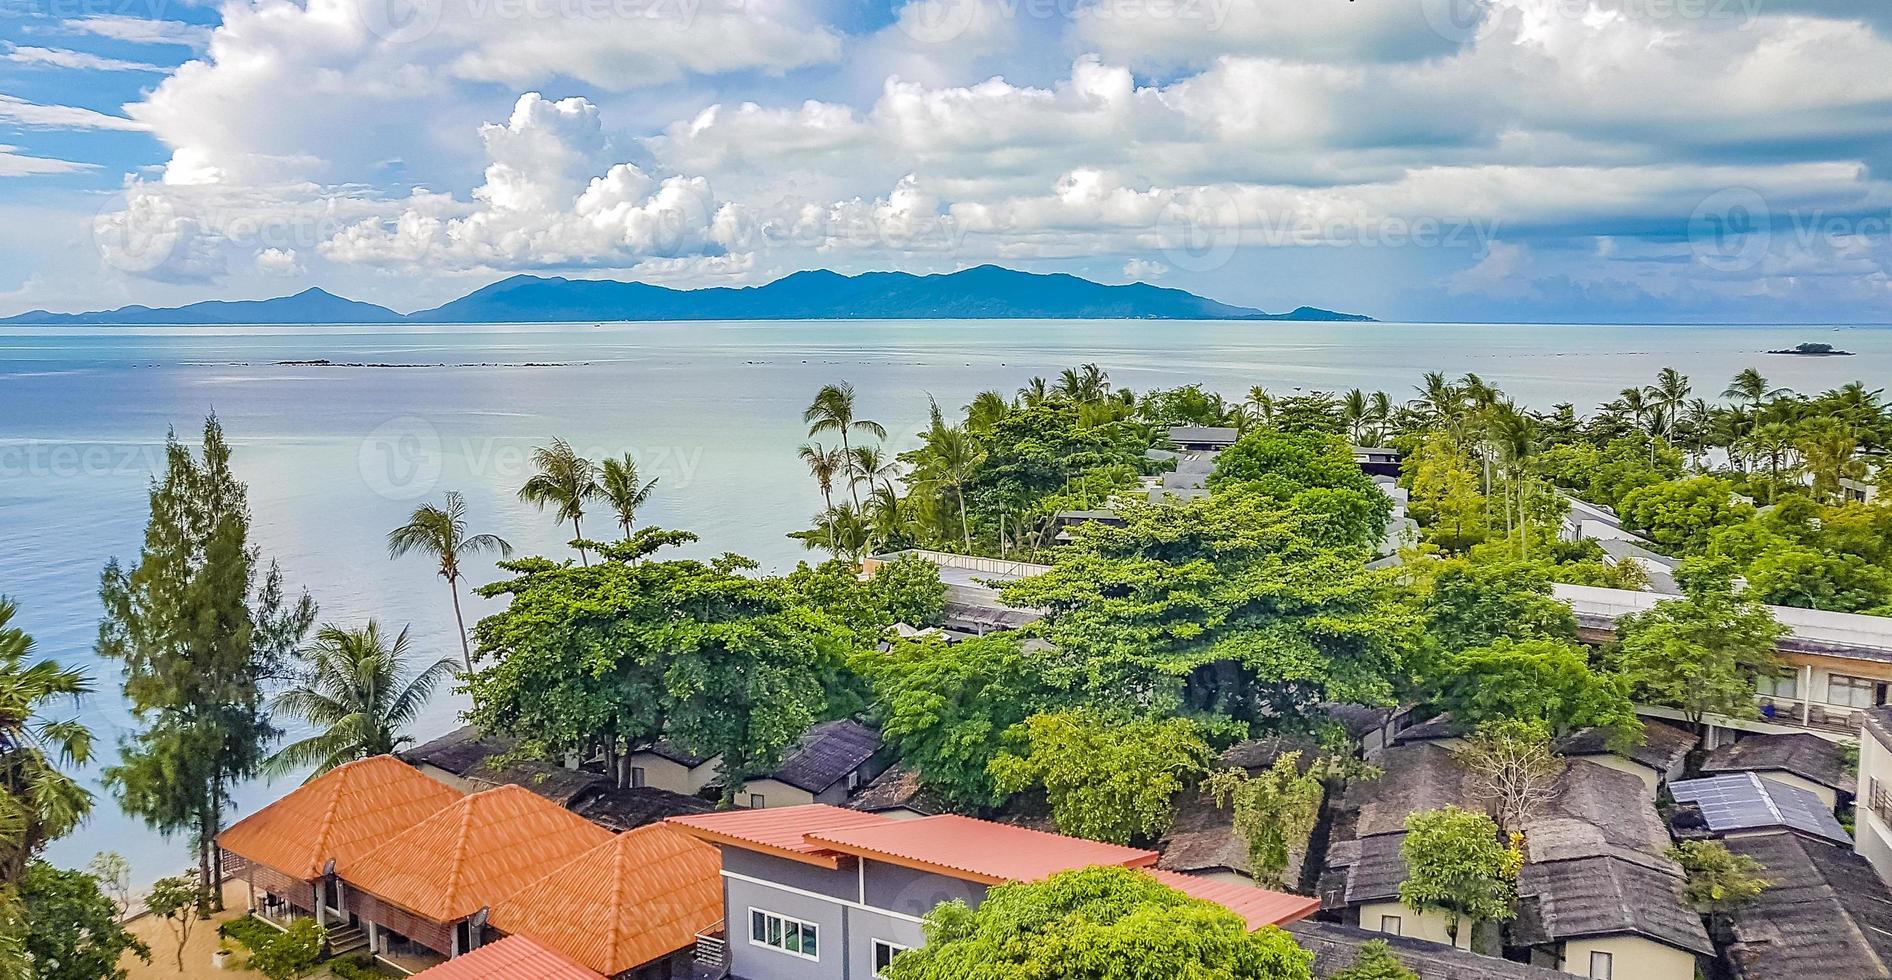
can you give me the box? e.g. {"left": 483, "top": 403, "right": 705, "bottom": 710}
{"left": 1754, "top": 693, "right": 1870, "bottom": 734}
{"left": 694, "top": 921, "right": 729, "bottom": 978}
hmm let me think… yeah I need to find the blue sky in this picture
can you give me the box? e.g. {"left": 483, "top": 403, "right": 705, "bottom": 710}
{"left": 1, "top": 0, "right": 1890, "bottom": 322}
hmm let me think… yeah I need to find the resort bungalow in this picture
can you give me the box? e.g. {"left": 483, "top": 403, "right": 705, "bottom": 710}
{"left": 667, "top": 804, "right": 1319, "bottom": 980}
{"left": 1509, "top": 762, "right": 1711, "bottom": 980}
{"left": 622, "top": 740, "right": 722, "bottom": 797}
{"left": 1351, "top": 445, "right": 1403, "bottom": 478}
{"left": 402, "top": 725, "right": 612, "bottom": 807}
{"left": 217, "top": 755, "right": 465, "bottom": 956}
{"left": 339, "top": 784, "right": 615, "bottom": 968}
{"left": 1320, "top": 742, "right": 1484, "bottom": 949}
{"left": 1669, "top": 773, "right": 1852, "bottom": 847}
{"left": 1290, "top": 921, "right": 1571, "bottom": 980}
{"left": 845, "top": 763, "right": 946, "bottom": 820}
{"left": 484, "top": 823, "right": 722, "bottom": 979}
{"left": 1551, "top": 718, "right": 1696, "bottom": 798}
{"left": 1716, "top": 829, "right": 1892, "bottom": 979}
{"left": 1701, "top": 732, "right": 1856, "bottom": 809}
{"left": 729, "top": 719, "right": 886, "bottom": 809}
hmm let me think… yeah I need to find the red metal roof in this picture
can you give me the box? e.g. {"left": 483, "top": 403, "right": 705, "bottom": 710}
{"left": 667, "top": 804, "right": 896, "bottom": 868}
{"left": 804, "top": 814, "right": 1159, "bottom": 884}
{"left": 1147, "top": 869, "right": 1321, "bottom": 930}
{"left": 410, "top": 936, "right": 604, "bottom": 980}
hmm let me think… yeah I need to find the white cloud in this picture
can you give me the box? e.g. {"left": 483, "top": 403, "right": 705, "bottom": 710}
{"left": 60, "top": 15, "right": 213, "bottom": 49}
{"left": 1121, "top": 257, "right": 1166, "bottom": 280}
{"left": 0, "top": 145, "right": 97, "bottom": 176}
{"left": 254, "top": 247, "right": 304, "bottom": 275}
{"left": 0, "top": 94, "right": 149, "bottom": 131}
{"left": 3, "top": 45, "right": 166, "bottom": 72}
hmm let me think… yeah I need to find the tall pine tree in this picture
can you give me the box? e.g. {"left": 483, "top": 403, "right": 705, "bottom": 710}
{"left": 97, "top": 417, "right": 315, "bottom": 908}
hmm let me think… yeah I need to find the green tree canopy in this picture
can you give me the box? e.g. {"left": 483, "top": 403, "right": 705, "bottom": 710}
{"left": 1667, "top": 840, "right": 1769, "bottom": 915}
{"left": 1608, "top": 559, "right": 1786, "bottom": 726}
{"left": 1203, "top": 752, "right": 1327, "bottom": 889}
{"left": 1330, "top": 941, "right": 1419, "bottom": 980}
{"left": 1398, "top": 806, "right": 1520, "bottom": 946}
{"left": 468, "top": 536, "right": 859, "bottom": 799}
{"left": 1429, "top": 638, "right": 1640, "bottom": 745}
{"left": 989, "top": 710, "right": 1212, "bottom": 845}
{"left": 18, "top": 860, "right": 148, "bottom": 980}
{"left": 1617, "top": 476, "right": 1754, "bottom": 553}
{"left": 881, "top": 866, "right": 1314, "bottom": 980}
{"left": 1419, "top": 557, "right": 1578, "bottom": 657}
{"left": 1209, "top": 431, "right": 1392, "bottom": 534}
{"left": 855, "top": 634, "right": 1059, "bottom": 809}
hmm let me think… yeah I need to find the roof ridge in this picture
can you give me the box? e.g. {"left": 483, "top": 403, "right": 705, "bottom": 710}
{"left": 604, "top": 831, "right": 635, "bottom": 960}
{"left": 307, "top": 759, "right": 354, "bottom": 875}
{"left": 442, "top": 790, "right": 482, "bottom": 915}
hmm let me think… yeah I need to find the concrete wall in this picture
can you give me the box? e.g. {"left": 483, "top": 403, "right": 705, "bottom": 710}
{"left": 1549, "top": 935, "right": 1696, "bottom": 980}
{"left": 717, "top": 852, "right": 948, "bottom": 980}
{"left": 626, "top": 753, "right": 719, "bottom": 795}
{"left": 862, "top": 860, "right": 986, "bottom": 918}
{"left": 846, "top": 906, "right": 926, "bottom": 980}
{"left": 1857, "top": 727, "right": 1892, "bottom": 884}
{"left": 738, "top": 778, "right": 817, "bottom": 809}
{"left": 726, "top": 875, "right": 846, "bottom": 980}
{"left": 1355, "top": 901, "right": 1471, "bottom": 950}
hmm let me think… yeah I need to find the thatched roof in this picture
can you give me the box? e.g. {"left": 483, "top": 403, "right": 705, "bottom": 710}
{"left": 1722, "top": 830, "right": 1892, "bottom": 980}
{"left": 1321, "top": 831, "right": 1408, "bottom": 905}
{"left": 1390, "top": 714, "right": 1459, "bottom": 746}
{"left": 1703, "top": 733, "right": 1856, "bottom": 795}
{"left": 1220, "top": 736, "right": 1323, "bottom": 774}
{"left": 1513, "top": 856, "right": 1712, "bottom": 956}
{"left": 1290, "top": 921, "right": 1570, "bottom": 980}
{"left": 1522, "top": 760, "right": 1677, "bottom": 869}
{"left": 846, "top": 764, "right": 947, "bottom": 817}
{"left": 1553, "top": 718, "right": 1696, "bottom": 775}
{"left": 569, "top": 786, "right": 712, "bottom": 832}
{"left": 1339, "top": 742, "right": 1478, "bottom": 838}
{"left": 403, "top": 725, "right": 510, "bottom": 776}
{"left": 464, "top": 758, "right": 612, "bottom": 807}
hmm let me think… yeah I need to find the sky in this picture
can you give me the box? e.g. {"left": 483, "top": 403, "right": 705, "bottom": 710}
{"left": 0, "top": 0, "right": 1889, "bottom": 322}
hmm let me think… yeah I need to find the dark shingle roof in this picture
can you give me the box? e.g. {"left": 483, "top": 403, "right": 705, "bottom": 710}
{"left": 1553, "top": 718, "right": 1696, "bottom": 775}
{"left": 1512, "top": 856, "right": 1713, "bottom": 956}
{"left": 1721, "top": 830, "right": 1892, "bottom": 980}
{"left": 1290, "top": 921, "right": 1571, "bottom": 980}
{"left": 1220, "top": 736, "right": 1322, "bottom": 774}
{"left": 643, "top": 738, "right": 715, "bottom": 768}
{"left": 464, "top": 758, "right": 611, "bottom": 807}
{"left": 402, "top": 725, "right": 509, "bottom": 776}
{"left": 1390, "top": 714, "right": 1458, "bottom": 745}
{"left": 1670, "top": 773, "right": 1851, "bottom": 845}
{"left": 1324, "top": 831, "right": 1408, "bottom": 905}
{"left": 1703, "top": 733, "right": 1857, "bottom": 795}
{"left": 1321, "top": 703, "right": 1398, "bottom": 742}
{"left": 845, "top": 764, "right": 946, "bottom": 817}
{"left": 569, "top": 786, "right": 712, "bottom": 832}
{"left": 767, "top": 720, "right": 881, "bottom": 794}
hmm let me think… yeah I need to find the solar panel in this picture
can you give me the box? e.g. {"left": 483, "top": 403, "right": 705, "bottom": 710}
{"left": 1670, "top": 772, "right": 1850, "bottom": 844}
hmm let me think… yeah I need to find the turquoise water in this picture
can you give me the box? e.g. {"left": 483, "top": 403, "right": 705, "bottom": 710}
{"left": 4, "top": 318, "right": 1889, "bottom": 883}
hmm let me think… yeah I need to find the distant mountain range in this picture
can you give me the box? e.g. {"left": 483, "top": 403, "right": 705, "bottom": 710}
{"left": 1, "top": 265, "right": 1370, "bottom": 325}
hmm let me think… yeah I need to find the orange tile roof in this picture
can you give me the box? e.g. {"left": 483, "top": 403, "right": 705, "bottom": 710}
{"left": 1147, "top": 869, "right": 1321, "bottom": 930}
{"left": 487, "top": 824, "right": 721, "bottom": 975}
{"left": 217, "top": 755, "right": 464, "bottom": 881}
{"left": 804, "top": 813, "right": 1159, "bottom": 884}
{"left": 410, "top": 936, "right": 604, "bottom": 980}
{"left": 345, "top": 784, "right": 614, "bottom": 923}
{"left": 667, "top": 804, "right": 896, "bottom": 869}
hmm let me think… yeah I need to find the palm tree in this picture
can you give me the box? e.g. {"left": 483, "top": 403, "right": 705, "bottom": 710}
{"left": 263, "top": 622, "right": 457, "bottom": 780}
{"left": 518, "top": 437, "right": 602, "bottom": 564}
{"left": 1244, "top": 386, "right": 1277, "bottom": 430}
{"left": 914, "top": 424, "right": 985, "bottom": 552}
{"left": 1017, "top": 377, "right": 1051, "bottom": 408}
{"left": 965, "top": 390, "right": 1011, "bottom": 434}
{"left": 848, "top": 444, "right": 896, "bottom": 501}
{"left": 1340, "top": 389, "right": 1373, "bottom": 445}
{"left": 1412, "top": 371, "right": 1458, "bottom": 424}
{"left": 0, "top": 597, "right": 92, "bottom": 888}
{"left": 1797, "top": 419, "right": 1866, "bottom": 502}
{"left": 799, "top": 442, "right": 846, "bottom": 552}
{"left": 388, "top": 492, "right": 512, "bottom": 672}
{"left": 804, "top": 383, "right": 886, "bottom": 507}
{"left": 598, "top": 453, "right": 659, "bottom": 539}
{"left": 1723, "top": 368, "right": 1786, "bottom": 410}
{"left": 1644, "top": 367, "right": 1692, "bottom": 439}
{"left": 1744, "top": 422, "right": 1797, "bottom": 502}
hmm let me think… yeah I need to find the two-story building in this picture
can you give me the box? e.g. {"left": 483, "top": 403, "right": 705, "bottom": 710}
{"left": 668, "top": 804, "right": 1320, "bottom": 979}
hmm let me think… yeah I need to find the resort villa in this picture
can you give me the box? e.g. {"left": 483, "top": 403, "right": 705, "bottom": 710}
{"left": 666, "top": 804, "right": 1320, "bottom": 980}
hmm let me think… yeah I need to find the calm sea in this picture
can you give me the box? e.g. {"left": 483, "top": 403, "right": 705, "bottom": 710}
{"left": 3, "top": 318, "right": 1888, "bottom": 883}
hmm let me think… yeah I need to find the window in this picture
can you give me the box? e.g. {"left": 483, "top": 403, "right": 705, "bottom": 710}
{"left": 1758, "top": 669, "right": 1798, "bottom": 699}
{"left": 750, "top": 909, "right": 818, "bottom": 960}
{"left": 1588, "top": 951, "right": 1613, "bottom": 980}
{"left": 630, "top": 767, "right": 646, "bottom": 788}
{"left": 873, "top": 939, "right": 910, "bottom": 978}
{"left": 1829, "top": 673, "right": 1879, "bottom": 709}
{"left": 748, "top": 793, "right": 766, "bottom": 809}
{"left": 1378, "top": 915, "right": 1401, "bottom": 936}
{"left": 848, "top": 771, "right": 861, "bottom": 792}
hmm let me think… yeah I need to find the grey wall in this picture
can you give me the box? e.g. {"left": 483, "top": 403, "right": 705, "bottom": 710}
{"left": 727, "top": 849, "right": 856, "bottom": 900}
{"left": 726, "top": 875, "right": 846, "bottom": 980}
{"left": 846, "top": 906, "right": 926, "bottom": 980}
{"left": 862, "top": 861, "right": 986, "bottom": 918}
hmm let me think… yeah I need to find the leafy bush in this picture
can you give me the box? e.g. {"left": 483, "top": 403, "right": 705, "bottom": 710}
{"left": 328, "top": 956, "right": 382, "bottom": 980}
{"left": 248, "top": 917, "right": 326, "bottom": 980}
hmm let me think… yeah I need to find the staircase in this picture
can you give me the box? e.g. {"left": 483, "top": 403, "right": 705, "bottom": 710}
{"left": 326, "top": 924, "right": 368, "bottom": 959}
